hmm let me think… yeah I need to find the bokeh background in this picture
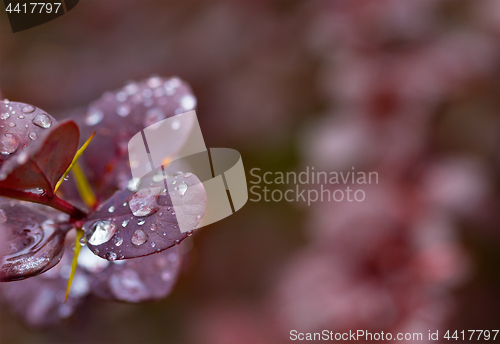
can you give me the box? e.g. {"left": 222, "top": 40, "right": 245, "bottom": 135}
{"left": 1, "top": 0, "right": 500, "bottom": 343}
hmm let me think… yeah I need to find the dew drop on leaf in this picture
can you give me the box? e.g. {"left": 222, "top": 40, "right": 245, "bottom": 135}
{"left": 21, "top": 105, "right": 35, "bottom": 113}
{"left": 106, "top": 252, "right": 117, "bottom": 261}
{"left": 1, "top": 134, "right": 19, "bottom": 155}
{"left": 129, "top": 186, "right": 162, "bottom": 217}
{"left": 32, "top": 114, "right": 52, "bottom": 129}
{"left": 131, "top": 229, "right": 148, "bottom": 246}
{"left": 88, "top": 221, "right": 116, "bottom": 246}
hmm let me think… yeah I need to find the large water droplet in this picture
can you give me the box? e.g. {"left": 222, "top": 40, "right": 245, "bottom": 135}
{"left": 178, "top": 181, "right": 188, "bottom": 196}
{"left": 180, "top": 95, "right": 197, "bottom": 111}
{"left": 32, "top": 114, "right": 52, "bottom": 128}
{"left": 17, "top": 151, "right": 29, "bottom": 164}
{"left": 129, "top": 186, "right": 162, "bottom": 217}
{"left": 85, "top": 108, "right": 104, "bottom": 126}
{"left": 106, "top": 251, "right": 117, "bottom": 261}
{"left": 21, "top": 105, "right": 35, "bottom": 113}
{"left": 131, "top": 229, "right": 148, "bottom": 246}
{"left": 0, "top": 113, "right": 10, "bottom": 120}
{"left": 88, "top": 221, "right": 116, "bottom": 246}
{"left": 1, "top": 133, "right": 19, "bottom": 155}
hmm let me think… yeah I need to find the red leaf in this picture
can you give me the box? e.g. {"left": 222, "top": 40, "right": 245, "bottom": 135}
{"left": 0, "top": 120, "right": 80, "bottom": 193}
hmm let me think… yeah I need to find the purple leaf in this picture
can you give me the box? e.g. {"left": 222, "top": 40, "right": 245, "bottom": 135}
{"left": 0, "top": 117, "right": 80, "bottom": 194}
{"left": 68, "top": 76, "right": 197, "bottom": 201}
{"left": 86, "top": 245, "right": 183, "bottom": 303}
{"left": 0, "top": 240, "right": 89, "bottom": 327}
{"left": 83, "top": 172, "right": 206, "bottom": 260}
{"left": 0, "top": 199, "right": 71, "bottom": 281}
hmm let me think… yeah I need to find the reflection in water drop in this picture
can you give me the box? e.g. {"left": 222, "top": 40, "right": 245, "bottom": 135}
{"left": 32, "top": 114, "right": 52, "bottom": 128}
{"left": 88, "top": 221, "right": 116, "bottom": 246}
{"left": 131, "top": 229, "right": 148, "bottom": 246}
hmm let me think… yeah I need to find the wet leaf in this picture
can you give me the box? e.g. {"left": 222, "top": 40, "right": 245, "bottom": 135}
{"left": 67, "top": 76, "right": 196, "bottom": 201}
{"left": 0, "top": 199, "right": 71, "bottom": 281}
{"left": 0, "top": 119, "right": 80, "bottom": 194}
{"left": 83, "top": 172, "right": 206, "bottom": 260}
{"left": 0, "top": 239, "right": 89, "bottom": 327}
{"left": 87, "top": 245, "right": 183, "bottom": 303}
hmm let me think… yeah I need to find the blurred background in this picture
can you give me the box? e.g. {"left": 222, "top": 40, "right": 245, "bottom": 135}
{"left": 1, "top": 0, "right": 500, "bottom": 343}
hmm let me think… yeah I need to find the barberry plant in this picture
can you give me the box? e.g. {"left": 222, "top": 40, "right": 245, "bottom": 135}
{"left": 0, "top": 76, "right": 207, "bottom": 327}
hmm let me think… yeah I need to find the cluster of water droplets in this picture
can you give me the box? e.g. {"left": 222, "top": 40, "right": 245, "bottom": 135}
{"left": 0, "top": 101, "right": 54, "bottom": 162}
{"left": 82, "top": 76, "right": 197, "bottom": 129}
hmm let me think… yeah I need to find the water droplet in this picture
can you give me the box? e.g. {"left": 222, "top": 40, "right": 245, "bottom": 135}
{"left": 127, "top": 178, "right": 140, "bottom": 192}
{"left": 28, "top": 132, "right": 37, "bottom": 140}
{"left": 115, "top": 237, "right": 123, "bottom": 246}
{"left": 116, "top": 105, "right": 131, "bottom": 117}
{"left": 32, "top": 114, "right": 52, "bottom": 128}
{"left": 196, "top": 215, "right": 202, "bottom": 222}
{"left": 172, "top": 180, "right": 176, "bottom": 185}
{"left": 85, "top": 108, "right": 104, "bottom": 126}
{"left": 171, "top": 120, "right": 180, "bottom": 130}
{"left": 116, "top": 92, "right": 127, "bottom": 102}
{"left": 123, "top": 202, "right": 127, "bottom": 207}
{"left": 8, "top": 122, "right": 15, "bottom": 127}
{"left": 180, "top": 95, "right": 197, "bottom": 111}
{"left": 147, "top": 76, "right": 163, "bottom": 88}
{"left": 175, "top": 239, "right": 181, "bottom": 245}
{"left": 88, "top": 221, "right": 117, "bottom": 246}
{"left": 178, "top": 181, "right": 188, "bottom": 196}
{"left": 131, "top": 229, "right": 148, "bottom": 246}
{"left": 184, "top": 172, "right": 193, "bottom": 178}
{"left": 106, "top": 252, "right": 117, "bottom": 261}
{"left": 129, "top": 186, "right": 162, "bottom": 217}
{"left": 137, "top": 219, "right": 145, "bottom": 225}
{"left": 21, "top": 105, "right": 35, "bottom": 113}
{"left": 124, "top": 83, "right": 139, "bottom": 95}
{"left": 121, "top": 220, "right": 129, "bottom": 227}
{"left": 79, "top": 236, "right": 87, "bottom": 246}
{"left": 17, "top": 151, "right": 29, "bottom": 164}
{"left": 108, "top": 206, "right": 115, "bottom": 213}
{"left": 187, "top": 230, "right": 194, "bottom": 237}
{"left": 150, "top": 241, "right": 156, "bottom": 248}
{"left": 161, "top": 271, "right": 172, "bottom": 281}
{"left": 3, "top": 99, "right": 9, "bottom": 104}
{"left": 0, "top": 209, "right": 7, "bottom": 223}
{"left": 1, "top": 133, "right": 19, "bottom": 155}
{"left": 18, "top": 115, "right": 25, "bottom": 119}
{"left": 0, "top": 113, "right": 10, "bottom": 120}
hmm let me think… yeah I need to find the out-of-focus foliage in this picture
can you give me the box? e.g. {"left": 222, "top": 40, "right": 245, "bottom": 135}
{"left": 1, "top": 0, "right": 500, "bottom": 343}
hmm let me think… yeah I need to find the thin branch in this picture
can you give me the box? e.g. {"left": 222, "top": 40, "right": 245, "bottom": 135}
{"left": 0, "top": 188, "right": 87, "bottom": 220}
